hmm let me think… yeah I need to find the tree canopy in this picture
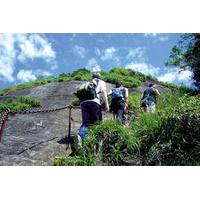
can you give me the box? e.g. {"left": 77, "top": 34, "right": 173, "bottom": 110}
{"left": 166, "top": 33, "right": 200, "bottom": 89}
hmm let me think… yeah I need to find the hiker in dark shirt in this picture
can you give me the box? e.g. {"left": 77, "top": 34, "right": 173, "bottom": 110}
{"left": 108, "top": 81, "right": 128, "bottom": 124}
{"left": 141, "top": 83, "right": 160, "bottom": 112}
{"left": 75, "top": 72, "right": 109, "bottom": 138}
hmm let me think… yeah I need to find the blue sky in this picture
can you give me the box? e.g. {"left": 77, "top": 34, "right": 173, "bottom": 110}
{"left": 0, "top": 33, "right": 194, "bottom": 90}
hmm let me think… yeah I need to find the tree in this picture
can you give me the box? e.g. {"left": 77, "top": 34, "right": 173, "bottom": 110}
{"left": 166, "top": 33, "right": 200, "bottom": 89}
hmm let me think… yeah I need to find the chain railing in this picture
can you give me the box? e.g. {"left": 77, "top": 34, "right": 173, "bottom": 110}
{"left": 0, "top": 105, "right": 80, "bottom": 142}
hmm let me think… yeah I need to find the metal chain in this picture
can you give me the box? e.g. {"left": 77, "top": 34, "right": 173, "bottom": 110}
{"left": 0, "top": 109, "right": 10, "bottom": 141}
{"left": 0, "top": 105, "right": 80, "bottom": 142}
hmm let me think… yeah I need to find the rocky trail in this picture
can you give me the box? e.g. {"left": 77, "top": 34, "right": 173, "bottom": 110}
{"left": 0, "top": 80, "right": 169, "bottom": 166}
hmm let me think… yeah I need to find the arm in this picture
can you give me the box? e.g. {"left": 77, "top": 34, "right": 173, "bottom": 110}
{"left": 107, "top": 90, "right": 112, "bottom": 96}
{"left": 102, "top": 89, "right": 109, "bottom": 112}
{"left": 100, "top": 81, "right": 109, "bottom": 112}
{"left": 154, "top": 88, "right": 160, "bottom": 96}
{"left": 124, "top": 88, "right": 129, "bottom": 112}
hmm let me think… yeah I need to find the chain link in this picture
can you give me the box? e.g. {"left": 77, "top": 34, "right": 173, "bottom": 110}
{"left": 0, "top": 105, "right": 80, "bottom": 142}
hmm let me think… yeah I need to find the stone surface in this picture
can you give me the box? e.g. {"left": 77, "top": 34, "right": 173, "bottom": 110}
{"left": 0, "top": 80, "right": 169, "bottom": 166}
{"left": 0, "top": 81, "right": 113, "bottom": 166}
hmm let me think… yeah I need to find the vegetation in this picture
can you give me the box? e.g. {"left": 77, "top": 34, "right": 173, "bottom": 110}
{"left": 166, "top": 33, "right": 200, "bottom": 89}
{"left": 128, "top": 92, "right": 141, "bottom": 110}
{"left": 54, "top": 89, "right": 200, "bottom": 166}
{"left": 54, "top": 120, "right": 140, "bottom": 166}
{"left": 1, "top": 66, "right": 200, "bottom": 166}
{"left": 0, "top": 96, "right": 42, "bottom": 112}
{"left": 0, "top": 67, "right": 175, "bottom": 96}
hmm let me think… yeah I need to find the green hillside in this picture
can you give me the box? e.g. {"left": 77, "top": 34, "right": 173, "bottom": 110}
{"left": 1, "top": 68, "right": 200, "bottom": 166}
{"left": 0, "top": 67, "right": 186, "bottom": 96}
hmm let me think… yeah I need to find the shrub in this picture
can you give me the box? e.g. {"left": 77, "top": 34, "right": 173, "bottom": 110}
{"left": 0, "top": 96, "right": 42, "bottom": 112}
{"left": 131, "top": 92, "right": 200, "bottom": 165}
{"left": 71, "top": 98, "right": 80, "bottom": 106}
{"left": 19, "top": 96, "right": 42, "bottom": 107}
{"left": 71, "top": 68, "right": 91, "bottom": 81}
{"left": 54, "top": 120, "right": 141, "bottom": 166}
{"left": 103, "top": 73, "right": 142, "bottom": 88}
{"left": 128, "top": 92, "right": 141, "bottom": 110}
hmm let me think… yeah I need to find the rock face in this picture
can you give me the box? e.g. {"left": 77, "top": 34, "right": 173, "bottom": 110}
{"left": 0, "top": 81, "right": 113, "bottom": 166}
{"left": 0, "top": 80, "right": 169, "bottom": 166}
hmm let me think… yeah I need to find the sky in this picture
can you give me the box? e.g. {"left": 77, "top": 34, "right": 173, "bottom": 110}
{"left": 0, "top": 33, "right": 194, "bottom": 90}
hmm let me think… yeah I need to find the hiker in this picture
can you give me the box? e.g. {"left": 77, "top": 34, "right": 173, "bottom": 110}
{"left": 75, "top": 72, "right": 109, "bottom": 140}
{"left": 141, "top": 83, "right": 160, "bottom": 113}
{"left": 108, "top": 81, "right": 128, "bottom": 124}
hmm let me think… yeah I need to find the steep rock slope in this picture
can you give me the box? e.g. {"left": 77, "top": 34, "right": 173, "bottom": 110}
{"left": 0, "top": 81, "right": 112, "bottom": 165}
{"left": 0, "top": 80, "right": 169, "bottom": 165}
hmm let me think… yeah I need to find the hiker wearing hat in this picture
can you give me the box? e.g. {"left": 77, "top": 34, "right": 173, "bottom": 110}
{"left": 141, "top": 83, "right": 160, "bottom": 113}
{"left": 108, "top": 81, "right": 128, "bottom": 124}
{"left": 75, "top": 72, "right": 109, "bottom": 140}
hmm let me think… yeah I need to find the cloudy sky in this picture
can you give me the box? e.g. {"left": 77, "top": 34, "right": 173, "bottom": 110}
{"left": 0, "top": 33, "right": 193, "bottom": 90}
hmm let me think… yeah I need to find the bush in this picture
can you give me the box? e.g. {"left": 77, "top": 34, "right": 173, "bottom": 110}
{"left": 131, "top": 92, "right": 200, "bottom": 165}
{"left": 19, "top": 96, "right": 42, "bottom": 107}
{"left": 71, "top": 98, "right": 80, "bottom": 106}
{"left": 71, "top": 68, "right": 91, "bottom": 81}
{"left": 103, "top": 73, "right": 142, "bottom": 88}
{"left": 0, "top": 96, "right": 42, "bottom": 112}
{"left": 128, "top": 92, "right": 141, "bottom": 110}
{"left": 54, "top": 120, "right": 140, "bottom": 166}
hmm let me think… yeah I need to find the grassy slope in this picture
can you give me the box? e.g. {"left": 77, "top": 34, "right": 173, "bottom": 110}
{"left": 1, "top": 68, "right": 199, "bottom": 166}
{"left": 1, "top": 67, "right": 192, "bottom": 96}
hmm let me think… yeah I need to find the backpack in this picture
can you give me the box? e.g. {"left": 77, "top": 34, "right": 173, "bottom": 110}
{"left": 75, "top": 81, "right": 97, "bottom": 102}
{"left": 141, "top": 88, "right": 156, "bottom": 107}
{"left": 111, "top": 88, "right": 125, "bottom": 102}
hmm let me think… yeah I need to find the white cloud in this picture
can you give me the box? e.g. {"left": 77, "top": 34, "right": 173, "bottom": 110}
{"left": 158, "top": 72, "right": 175, "bottom": 82}
{"left": 158, "top": 36, "right": 169, "bottom": 42}
{"left": 0, "top": 33, "right": 57, "bottom": 82}
{"left": 17, "top": 34, "right": 56, "bottom": 62}
{"left": 158, "top": 68, "right": 193, "bottom": 84}
{"left": 125, "top": 62, "right": 160, "bottom": 76}
{"left": 17, "top": 69, "right": 37, "bottom": 82}
{"left": 50, "top": 65, "right": 58, "bottom": 70}
{"left": 100, "top": 47, "right": 121, "bottom": 66}
{"left": 126, "top": 47, "right": 147, "bottom": 61}
{"left": 35, "top": 69, "right": 53, "bottom": 77}
{"left": 96, "top": 39, "right": 105, "bottom": 43}
{"left": 178, "top": 70, "right": 193, "bottom": 81}
{"left": 95, "top": 48, "right": 101, "bottom": 56}
{"left": 86, "top": 58, "right": 101, "bottom": 72}
{"left": 144, "top": 33, "right": 160, "bottom": 37}
{"left": 126, "top": 61, "right": 193, "bottom": 86}
{"left": 144, "top": 33, "right": 169, "bottom": 42}
{"left": 101, "top": 47, "right": 116, "bottom": 61}
{"left": 73, "top": 45, "right": 86, "bottom": 58}
{"left": 0, "top": 34, "right": 16, "bottom": 82}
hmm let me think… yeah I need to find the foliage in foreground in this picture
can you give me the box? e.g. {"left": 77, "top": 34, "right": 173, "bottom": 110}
{"left": 54, "top": 90, "right": 200, "bottom": 166}
{"left": 136, "top": 92, "right": 200, "bottom": 165}
{"left": 54, "top": 120, "right": 140, "bottom": 166}
{"left": 0, "top": 96, "right": 42, "bottom": 112}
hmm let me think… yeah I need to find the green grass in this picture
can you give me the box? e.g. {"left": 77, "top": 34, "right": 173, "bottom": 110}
{"left": 128, "top": 92, "right": 141, "bottom": 110}
{"left": 1, "top": 67, "right": 195, "bottom": 97}
{"left": 54, "top": 120, "right": 140, "bottom": 166}
{"left": 55, "top": 89, "right": 200, "bottom": 166}
{"left": 1, "top": 67, "right": 200, "bottom": 165}
{"left": 0, "top": 96, "right": 42, "bottom": 112}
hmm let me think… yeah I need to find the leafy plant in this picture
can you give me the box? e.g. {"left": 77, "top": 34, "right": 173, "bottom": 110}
{"left": 54, "top": 120, "right": 141, "bottom": 166}
{"left": 0, "top": 96, "right": 42, "bottom": 112}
